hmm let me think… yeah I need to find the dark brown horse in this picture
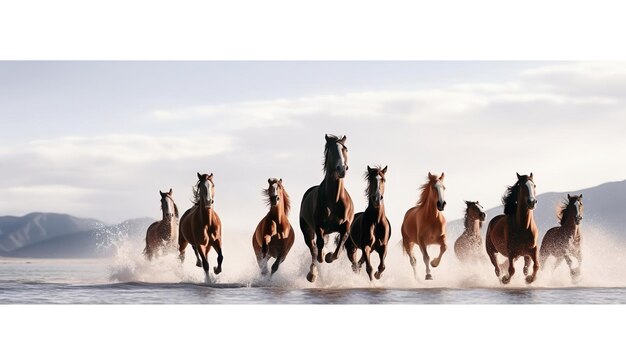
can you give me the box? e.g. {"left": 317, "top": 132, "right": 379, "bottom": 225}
{"left": 252, "top": 178, "right": 295, "bottom": 276}
{"left": 178, "top": 173, "right": 223, "bottom": 282}
{"left": 299, "top": 134, "right": 354, "bottom": 283}
{"left": 144, "top": 188, "right": 179, "bottom": 260}
{"left": 401, "top": 172, "right": 447, "bottom": 280}
{"left": 453, "top": 201, "right": 486, "bottom": 263}
{"left": 539, "top": 194, "right": 583, "bottom": 281}
{"left": 485, "top": 173, "right": 539, "bottom": 284}
{"left": 345, "top": 166, "right": 391, "bottom": 280}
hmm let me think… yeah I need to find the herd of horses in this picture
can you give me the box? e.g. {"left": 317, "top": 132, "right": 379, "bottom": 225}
{"left": 144, "top": 134, "right": 584, "bottom": 285}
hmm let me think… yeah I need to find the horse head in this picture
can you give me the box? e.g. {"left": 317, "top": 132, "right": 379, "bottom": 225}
{"left": 465, "top": 200, "right": 486, "bottom": 222}
{"left": 365, "top": 165, "right": 388, "bottom": 208}
{"left": 567, "top": 193, "right": 584, "bottom": 225}
{"left": 324, "top": 134, "right": 349, "bottom": 179}
{"left": 159, "top": 188, "right": 177, "bottom": 219}
{"left": 516, "top": 172, "right": 537, "bottom": 210}
{"left": 196, "top": 172, "right": 215, "bottom": 209}
{"left": 428, "top": 172, "right": 447, "bottom": 211}
{"left": 267, "top": 178, "right": 283, "bottom": 207}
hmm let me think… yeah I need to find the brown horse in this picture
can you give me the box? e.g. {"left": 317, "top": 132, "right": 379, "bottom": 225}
{"left": 178, "top": 172, "right": 223, "bottom": 281}
{"left": 345, "top": 166, "right": 391, "bottom": 280}
{"left": 454, "top": 201, "right": 486, "bottom": 263}
{"left": 485, "top": 173, "right": 539, "bottom": 284}
{"left": 252, "top": 178, "right": 295, "bottom": 276}
{"left": 144, "top": 188, "right": 179, "bottom": 260}
{"left": 539, "top": 194, "right": 583, "bottom": 281}
{"left": 401, "top": 172, "right": 447, "bottom": 280}
{"left": 299, "top": 134, "right": 354, "bottom": 283}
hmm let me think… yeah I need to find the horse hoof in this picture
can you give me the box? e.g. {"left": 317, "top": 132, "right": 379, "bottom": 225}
{"left": 195, "top": 261, "right": 202, "bottom": 267}
{"left": 525, "top": 275, "right": 535, "bottom": 284}
{"left": 430, "top": 259, "right": 440, "bottom": 268}
{"left": 324, "top": 253, "right": 334, "bottom": 263}
{"left": 425, "top": 274, "right": 433, "bottom": 280}
{"left": 501, "top": 276, "right": 511, "bottom": 284}
{"left": 213, "top": 267, "right": 222, "bottom": 275}
{"left": 374, "top": 271, "right": 382, "bottom": 280}
{"left": 306, "top": 272, "right": 317, "bottom": 283}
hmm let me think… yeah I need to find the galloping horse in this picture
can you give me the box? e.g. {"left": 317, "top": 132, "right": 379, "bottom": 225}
{"left": 401, "top": 172, "right": 447, "bottom": 280}
{"left": 454, "top": 201, "right": 486, "bottom": 263}
{"left": 299, "top": 134, "right": 354, "bottom": 283}
{"left": 485, "top": 173, "right": 539, "bottom": 284}
{"left": 144, "top": 188, "right": 179, "bottom": 260}
{"left": 179, "top": 172, "right": 224, "bottom": 281}
{"left": 252, "top": 178, "right": 295, "bottom": 276}
{"left": 539, "top": 194, "right": 583, "bottom": 281}
{"left": 345, "top": 166, "right": 391, "bottom": 280}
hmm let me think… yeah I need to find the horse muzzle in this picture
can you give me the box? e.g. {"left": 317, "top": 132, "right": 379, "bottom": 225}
{"left": 270, "top": 196, "right": 279, "bottom": 206}
{"left": 576, "top": 216, "right": 583, "bottom": 224}
{"left": 527, "top": 199, "right": 537, "bottom": 210}
{"left": 437, "top": 201, "right": 446, "bottom": 211}
{"left": 336, "top": 165, "right": 347, "bottom": 178}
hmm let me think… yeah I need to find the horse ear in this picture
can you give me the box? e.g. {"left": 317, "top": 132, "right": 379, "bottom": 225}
{"left": 516, "top": 172, "right": 521, "bottom": 179}
{"left": 268, "top": 178, "right": 272, "bottom": 184}
{"left": 367, "top": 165, "right": 372, "bottom": 172}
{"left": 325, "top": 134, "right": 330, "bottom": 142}
{"left": 529, "top": 172, "right": 534, "bottom": 179}
{"left": 159, "top": 190, "right": 164, "bottom": 196}
{"left": 197, "top": 172, "right": 202, "bottom": 180}
{"left": 208, "top": 173, "right": 214, "bottom": 180}
{"left": 428, "top": 172, "right": 433, "bottom": 178}
{"left": 579, "top": 194, "right": 583, "bottom": 199}
{"left": 439, "top": 172, "right": 445, "bottom": 181}
{"left": 567, "top": 194, "right": 572, "bottom": 200}
{"left": 168, "top": 188, "right": 172, "bottom": 195}
{"left": 340, "top": 135, "right": 346, "bottom": 143}
{"left": 279, "top": 178, "right": 283, "bottom": 183}
{"left": 382, "top": 165, "right": 388, "bottom": 174}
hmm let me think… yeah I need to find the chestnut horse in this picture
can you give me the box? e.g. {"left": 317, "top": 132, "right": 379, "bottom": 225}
{"left": 252, "top": 178, "right": 295, "bottom": 276}
{"left": 454, "top": 201, "right": 486, "bottom": 263}
{"left": 345, "top": 166, "right": 391, "bottom": 280}
{"left": 144, "top": 188, "right": 179, "bottom": 260}
{"left": 299, "top": 134, "right": 354, "bottom": 283}
{"left": 401, "top": 172, "right": 447, "bottom": 280}
{"left": 485, "top": 173, "right": 539, "bottom": 284}
{"left": 179, "top": 172, "right": 224, "bottom": 281}
{"left": 539, "top": 194, "right": 583, "bottom": 281}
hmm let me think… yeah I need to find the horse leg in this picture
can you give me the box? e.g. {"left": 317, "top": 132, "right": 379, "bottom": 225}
{"left": 430, "top": 236, "right": 447, "bottom": 268}
{"left": 306, "top": 238, "right": 319, "bottom": 283}
{"left": 525, "top": 248, "right": 539, "bottom": 284}
{"left": 405, "top": 241, "right": 418, "bottom": 281}
{"left": 346, "top": 242, "right": 359, "bottom": 273}
{"left": 197, "top": 245, "right": 211, "bottom": 283}
{"left": 564, "top": 254, "right": 578, "bottom": 280}
{"left": 192, "top": 246, "right": 202, "bottom": 267}
{"left": 212, "top": 241, "right": 223, "bottom": 275}
{"left": 374, "top": 245, "right": 387, "bottom": 280}
{"left": 316, "top": 229, "right": 325, "bottom": 264}
{"left": 501, "top": 255, "right": 516, "bottom": 284}
{"left": 178, "top": 236, "right": 188, "bottom": 263}
{"left": 363, "top": 246, "right": 374, "bottom": 281}
{"left": 418, "top": 243, "right": 433, "bottom": 280}
{"left": 486, "top": 238, "right": 501, "bottom": 278}
{"left": 327, "top": 222, "right": 349, "bottom": 263}
{"left": 523, "top": 256, "right": 531, "bottom": 276}
{"left": 255, "top": 246, "right": 269, "bottom": 275}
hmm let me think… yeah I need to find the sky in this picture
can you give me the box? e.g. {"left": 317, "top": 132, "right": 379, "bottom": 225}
{"left": 1, "top": 61, "right": 625, "bottom": 235}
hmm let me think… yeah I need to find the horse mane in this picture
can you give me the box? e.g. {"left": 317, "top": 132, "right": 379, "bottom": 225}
{"left": 262, "top": 182, "right": 291, "bottom": 216}
{"left": 173, "top": 201, "right": 179, "bottom": 219}
{"left": 191, "top": 180, "right": 201, "bottom": 206}
{"left": 416, "top": 174, "right": 438, "bottom": 207}
{"left": 322, "top": 134, "right": 343, "bottom": 175}
{"left": 502, "top": 182, "right": 520, "bottom": 216}
{"left": 556, "top": 197, "right": 578, "bottom": 225}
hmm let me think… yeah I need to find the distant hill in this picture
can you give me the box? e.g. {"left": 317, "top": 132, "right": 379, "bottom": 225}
{"left": 0, "top": 213, "right": 154, "bottom": 258}
{"left": 448, "top": 180, "right": 626, "bottom": 242}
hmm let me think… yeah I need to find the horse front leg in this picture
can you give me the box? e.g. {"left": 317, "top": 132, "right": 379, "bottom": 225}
{"left": 306, "top": 236, "right": 320, "bottom": 283}
{"left": 327, "top": 222, "right": 350, "bottom": 263}
{"left": 501, "top": 255, "right": 516, "bottom": 284}
{"left": 525, "top": 248, "right": 539, "bottom": 284}
{"left": 430, "top": 235, "right": 447, "bottom": 268}
{"left": 523, "top": 256, "right": 531, "bottom": 276}
{"left": 363, "top": 246, "right": 374, "bottom": 281}
{"left": 192, "top": 246, "right": 202, "bottom": 267}
{"left": 374, "top": 245, "right": 387, "bottom": 280}
{"left": 212, "top": 240, "right": 224, "bottom": 275}
{"left": 486, "top": 238, "right": 501, "bottom": 278}
{"left": 418, "top": 243, "right": 432, "bottom": 280}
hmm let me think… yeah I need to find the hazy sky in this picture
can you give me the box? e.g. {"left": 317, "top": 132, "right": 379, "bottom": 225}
{"left": 1, "top": 61, "right": 625, "bottom": 235}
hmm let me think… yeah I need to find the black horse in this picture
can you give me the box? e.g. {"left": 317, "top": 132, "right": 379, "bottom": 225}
{"left": 345, "top": 166, "right": 391, "bottom": 281}
{"left": 299, "top": 134, "right": 354, "bottom": 283}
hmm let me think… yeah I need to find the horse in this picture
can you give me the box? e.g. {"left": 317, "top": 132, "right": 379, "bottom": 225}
{"left": 143, "top": 188, "right": 179, "bottom": 260}
{"left": 485, "top": 173, "right": 539, "bottom": 284}
{"left": 252, "top": 178, "right": 295, "bottom": 276}
{"left": 178, "top": 172, "right": 223, "bottom": 281}
{"left": 539, "top": 194, "right": 583, "bottom": 281}
{"left": 401, "top": 172, "right": 447, "bottom": 280}
{"left": 453, "top": 201, "right": 486, "bottom": 263}
{"left": 299, "top": 134, "right": 354, "bottom": 283}
{"left": 345, "top": 166, "right": 391, "bottom": 281}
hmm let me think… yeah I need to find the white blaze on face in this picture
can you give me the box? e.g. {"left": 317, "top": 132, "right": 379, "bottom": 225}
{"left": 165, "top": 197, "right": 174, "bottom": 216}
{"left": 203, "top": 180, "right": 213, "bottom": 204}
{"left": 525, "top": 180, "right": 536, "bottom": 203}
{"left": 269, "top": 182, "right": 278, "bottom": 198}
{"left": 336, "top": 143, "right": 345, "bottom": 168}
{"left": 435, "top": 180, "right": 445, "bottom": 204}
